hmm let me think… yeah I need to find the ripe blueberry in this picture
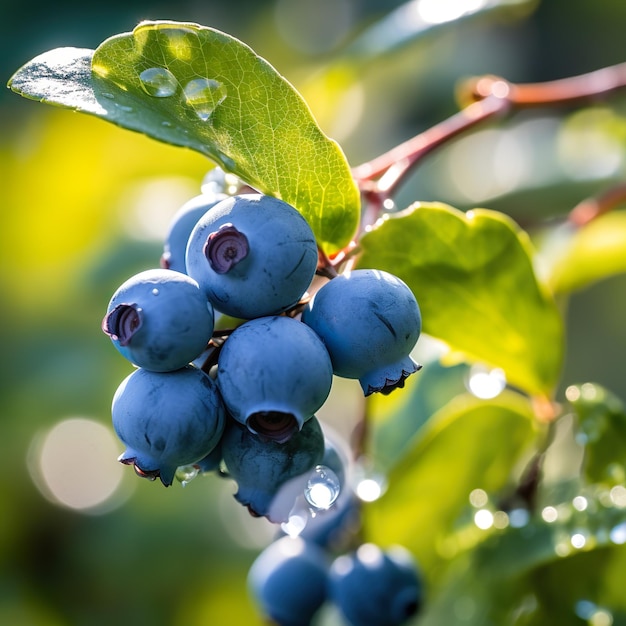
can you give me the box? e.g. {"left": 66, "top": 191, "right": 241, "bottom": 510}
{"left": 329, "top": 543, "right": 423, "bottom": 626}
{"left": 221, "top": 416, "right": 325, "bottom": 522}
{"left": 185, "top": 194, "right": 318, "bottom": 319}
{"left": 302, "top": 269, "right": 422, "bottom": 395}
{"left": 161, "top": 192, "right": 227, "bottom": 273}
{"left": 102, "top": 268, "right": 214, "bottom": 372}
{"left": 217, "top": 315, "right": 333, "bottom": 442}
{"left": 248, "top": 536, "right": 329, "bottom": 626}
{"left": 112, "top": 365, "right": 226, "bottom": 486}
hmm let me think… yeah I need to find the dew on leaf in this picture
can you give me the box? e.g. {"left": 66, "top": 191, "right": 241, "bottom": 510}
{"left": 304, "top": 465, "right": 340, "bottom": 510}
{"left": 139, "top": 67, "right": 179, "bottom": 97}
{"left": 183, "top": 78, "right": 228, "bottom": 121}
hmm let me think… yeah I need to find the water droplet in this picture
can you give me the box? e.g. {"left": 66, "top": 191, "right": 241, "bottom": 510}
{"left": 116, "top": 104, "right": 134, "bottom": 113}
{"left": 161, "top": 120, "right": 174, "bottom": 128}
{"left": 139, "top": 67, "right": 178, "bottom": 98}
{"left": 151, "top": 288, "right": 159, "bottom": 296}
{"left": 101, "top": 92, "right": 115, "bottom": 99}
{"left": 183, "top": 78, "right": 227, "bottom": 121}
{"left": 304, "top": 465, "right": 340, "bottom": 510}
{"left": 175, "top": 464, "right": 199, "bottom": 486}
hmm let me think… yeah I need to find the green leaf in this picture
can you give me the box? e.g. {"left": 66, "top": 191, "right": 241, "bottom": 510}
{"left": 363, "top": 390, "right": 537, "bottom": 572}
{"left": 7, "top": 21, "right": 360, "bottom": 253}
{"left": 356, "top": 202, "right": 564, "bottom": 397}
{"left": 419, "top": 497, "right": 626, "bottom": 625}
{"left": 547, "top": 212, "right": 626, "bottom": 294}
{"left": 368, "top": 355, "right": 469, "bottom": 472}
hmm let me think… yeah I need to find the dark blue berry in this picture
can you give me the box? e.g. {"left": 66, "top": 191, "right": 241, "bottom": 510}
{"left": 217, "top": 316, "right": 333, "bottom": 442}
{"left": 248, "top": 536, "right": 329, "bottom": 626}
{"left": 112, "top": 365, "right": 226, "bottom": 486}
{"left": 329, "top": 543, "right": 423, "bottom": 626}
{"left": 185, "top": 194, "right": 318, "bottom": 319}
{"left": 103, "top": 268, "right": 214, "bottom": 372}
{"left": 302, "top": 269, "right": 422, "bottom": 395}
{"left": 221, "top": 416, "right": 325, "bottom": 522}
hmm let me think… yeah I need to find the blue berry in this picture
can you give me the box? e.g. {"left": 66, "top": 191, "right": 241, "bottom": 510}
{"left": 112, "top": 365, "right": 226, "bottom": 486}
{"left": 221, "top": 416, "right": 324, "bottom": 522}
{"left": 161, "top": 192, "right": 227, "bottom": 273}
{"left": 102, "top": 268, "right": 214, "bottom": 372}
{"left": 217, "top": 316, "right": 333, "bottom": 442}
{"left": 185, "top": 194, "right": 318, "bottom": 319}
{"left": 329, "top": 543, "right": 423, "bottom": 626}
{"left": 302, "top": 269, "right": 422, "bottom": 395}
{"left": 248, "top": 536, "right": 329, "bottom": 626}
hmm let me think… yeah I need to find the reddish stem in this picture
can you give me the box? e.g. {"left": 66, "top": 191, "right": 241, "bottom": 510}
{"left": 353, "top": 61, "right": 626, "bottom": 216}
{"left": 568, "top": 182, "right": 626, "bottom": 227}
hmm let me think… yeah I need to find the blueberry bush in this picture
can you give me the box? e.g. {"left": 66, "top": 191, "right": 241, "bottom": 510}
{"left": 7, "top": 2, "right": 626, "bottom": 625}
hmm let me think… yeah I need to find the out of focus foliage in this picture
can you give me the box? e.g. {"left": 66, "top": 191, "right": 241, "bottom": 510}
{"left": 4, "top": 1, "right": 626, "bottom": 625}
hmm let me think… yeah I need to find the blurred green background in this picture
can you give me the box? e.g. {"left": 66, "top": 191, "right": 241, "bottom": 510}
{"left": 3, "top": 0, "right": 626, "bottom": 624}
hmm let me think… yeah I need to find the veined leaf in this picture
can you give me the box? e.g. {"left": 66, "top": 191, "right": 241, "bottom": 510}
{"left": 356, "top": 202, "right": 564, "bottom": 397}
{"left": 7, "top": 21, "right": 360, "bottom": 253}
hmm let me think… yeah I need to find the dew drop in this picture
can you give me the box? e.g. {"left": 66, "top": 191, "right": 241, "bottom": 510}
{"left": 175, "top": 464, "right": 199, "bottom": 486}
{"left": 139, "top": 67, "right": 179, "bottom": 98}
{"left": 151, "top": 288, "right": 160, "bottom": 296}
{"left": 161, "top": 120, "right": 174, "bottom": 128}
{"left": 304, "top": 465, "right": 341, "bottom": 510}
{"left": 183, "top": 78, "right": 228, "bottom": 121}
{"left": 101, "top": 92, "right": 115, "bottom": 99}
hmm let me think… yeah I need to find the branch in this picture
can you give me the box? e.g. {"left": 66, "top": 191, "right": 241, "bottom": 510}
{"left": 353, "top": 61, "right": 626, "bottom": 206}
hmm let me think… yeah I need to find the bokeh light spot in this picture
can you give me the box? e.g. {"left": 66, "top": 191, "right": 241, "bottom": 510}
{"left": 28, "top": 417, "right": 129, "bottom": 513}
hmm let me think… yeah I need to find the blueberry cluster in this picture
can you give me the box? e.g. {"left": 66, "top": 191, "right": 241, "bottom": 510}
{"left": 102, "top": 171, "right": 424, "bottom": 623}
{"left": 248, "top": 535, "right": 423, "bottom": 626}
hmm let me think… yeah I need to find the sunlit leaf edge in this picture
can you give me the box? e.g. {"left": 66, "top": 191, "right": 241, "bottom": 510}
{"left": 7, "top": 21, "right": 361, "bottom": 253}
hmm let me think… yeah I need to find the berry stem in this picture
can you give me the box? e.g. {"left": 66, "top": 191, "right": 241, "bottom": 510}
{"left": 353, "top": 61, "right": 626, "bottom": 228}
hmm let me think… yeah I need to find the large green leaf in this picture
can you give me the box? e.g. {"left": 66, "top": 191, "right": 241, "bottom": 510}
{"left": 356, "top": 202, "right": 564, "bottom": 396}
{"left": 364, "top": 390, "right": 537, "bottom": 572}
{"left": 7, "top": 21, "right": 360, "bottom": 253}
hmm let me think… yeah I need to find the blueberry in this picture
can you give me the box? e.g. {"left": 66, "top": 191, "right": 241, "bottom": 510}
{"left": 216, "top": 316, "right": 333, "bottom": 442}
{"left": 329, "top": 543, "right": 423, "bottom": 626}
{"left": 221, "top": 416, "right": 325, "bottom": 522}
{"left": 160, "top": 192, "right": 227, "bottom": 273}
{"left": 185, "top": 194, "right": 318, "bottom": 319}
{"left": 102, "top": 268, "right": 214, "bottom": 372}
{"left": 248, "top": 536, "right": 329, "bottom": 626}
{"left": 112, "top": 365, "right": 226, "bottom": 486}
{"left": 302, "top": 269, "right": 422, "bottom": 395}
